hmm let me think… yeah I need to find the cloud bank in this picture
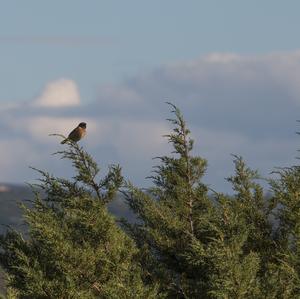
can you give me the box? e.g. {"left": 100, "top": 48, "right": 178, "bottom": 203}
{"left": 1, "top": 51, "right": 299, "bottom": 191}
{"left": 33, "top": 79, "right": 80, "bottom": 108}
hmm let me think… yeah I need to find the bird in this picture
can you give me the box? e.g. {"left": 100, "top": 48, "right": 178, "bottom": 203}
{"left": 61, "top": 122, "right": 87, "bottom": 144}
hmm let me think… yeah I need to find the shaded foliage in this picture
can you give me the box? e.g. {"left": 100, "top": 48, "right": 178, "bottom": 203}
{"left": 0, "top": 140, "right": 157, "bottom": 298}
{"left": 1, "top": 105, "right": 300, "bottom": 298}
{"left": 122, "top": 104, "right": 300, "bottom": 298}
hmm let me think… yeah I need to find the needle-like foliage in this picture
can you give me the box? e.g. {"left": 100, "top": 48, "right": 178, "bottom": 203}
{"left": 0, "top": 139, "right": 158, "bottom": 298}
{"left": 122, "top": 104, "right": 281, "bottom": 298}
{"left": 122, "top": 104, "right": 215, "bottom": 297}
{"left": 1, "top": 106, "right": 300, "bottom": 298}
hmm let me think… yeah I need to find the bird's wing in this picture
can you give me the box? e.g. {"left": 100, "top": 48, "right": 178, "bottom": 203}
{"left": 68, "top": 127, "right": 82, "bottom": 142}
{"left": 68, "top": 127, "right": 78, "bottom": 139}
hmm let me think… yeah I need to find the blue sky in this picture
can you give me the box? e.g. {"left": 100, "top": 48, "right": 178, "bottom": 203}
{"left": 1, "top": 1, "right": 300, "bottom": 102}
{"left": 0, "top": 1, "right": 300, "bottom": 192}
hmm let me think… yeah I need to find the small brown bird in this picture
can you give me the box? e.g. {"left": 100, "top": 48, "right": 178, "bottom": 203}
{"left": 61, "top": 122, "right": 87, "bottom": 144}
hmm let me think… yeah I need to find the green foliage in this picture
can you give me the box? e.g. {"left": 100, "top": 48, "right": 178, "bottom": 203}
{"left": 123, "top": 103, "right": 213, "bottom": 297}
{"left": 1, "top": 105, "right": 300, "bottom": 298}
{"left": 122, "top": 104, "right": 290, "bottom": 298}
{"left": 0, "top": 141, "right": 157, "bottom": 298}
{"left": 265, "top": 165, "right": 300, "bottom": 298}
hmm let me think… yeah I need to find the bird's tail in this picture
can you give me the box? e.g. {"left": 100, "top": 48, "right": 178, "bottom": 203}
{"left": 61, "top": 139, "right": 68, "bottom": 144}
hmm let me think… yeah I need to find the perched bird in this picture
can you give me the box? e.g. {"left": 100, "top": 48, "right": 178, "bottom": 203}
{"left": 61, "top": 122, "right": 87, "bottom": 144}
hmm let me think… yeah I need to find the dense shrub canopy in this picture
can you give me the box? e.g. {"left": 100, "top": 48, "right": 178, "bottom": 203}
{"left": 0, "top": 141, "right": 157, "bottom": 298}
{"left": 1, "top": 104, "right": 300, "bottom": 298}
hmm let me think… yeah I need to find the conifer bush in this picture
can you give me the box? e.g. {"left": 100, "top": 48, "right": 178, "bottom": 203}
{"left": 1, "top": 104, "right": 300, "bottom": 298}
{"left": 0, "top": 140, "right": 158, "bottom": 298}
{"left": 122, "top": 104, "right": 300, "bottom": 298}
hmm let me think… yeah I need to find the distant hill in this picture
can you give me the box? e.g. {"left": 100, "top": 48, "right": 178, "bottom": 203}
{"left": 0, "top": 184, "right": 33, "bottom": 234}
{"left": 0, "top": 183, "right": 136, "bottom": 232}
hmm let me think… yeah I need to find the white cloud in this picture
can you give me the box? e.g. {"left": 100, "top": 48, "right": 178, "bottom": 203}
{"left": 34, "top": 79, "right": 80, "bottom": 108}
{"left": 97, "top": 84, "right": 144, "bottom": 107}
{"left": 113, "top": 119, "right": 170, "bottom": 157}
{"left": 0, "top": 139, "right": 40, "bottom": 182}
{"left": 1, "top": 51, "right": 300, "bottom": 191}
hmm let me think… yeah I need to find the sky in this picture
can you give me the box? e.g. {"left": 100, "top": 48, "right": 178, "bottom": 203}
{"left": 0, "top": 1, "right": 300, "bottom": 192}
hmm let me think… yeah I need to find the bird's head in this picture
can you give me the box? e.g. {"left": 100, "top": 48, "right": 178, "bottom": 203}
{"left": 78, "top": 122, "right": 87, "bottom": 129}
